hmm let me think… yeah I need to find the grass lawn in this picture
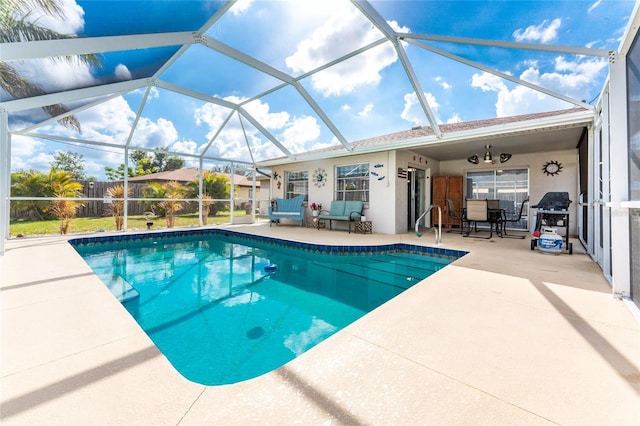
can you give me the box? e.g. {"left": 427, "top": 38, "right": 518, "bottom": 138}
{"left": 10, "top": 212, "right": 266, "bottom": 237}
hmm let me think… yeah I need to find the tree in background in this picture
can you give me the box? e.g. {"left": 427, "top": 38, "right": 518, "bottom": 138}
{"left": 142, "top": 181, "right": 186, "bottom": 228}
{"left": 201, "top": 171, "right": 230, "bottom": 216}
{"left": 50, "top": 151, "right": 89, "bottom": 181}
{"left": 185, "top": 171, "right": 230, "bottom": 224}
{"left": 0, "top": 0, "right": 101, "bottom": 132}
{"left": 105, "top": 148, "right": 185, "bottom": 180}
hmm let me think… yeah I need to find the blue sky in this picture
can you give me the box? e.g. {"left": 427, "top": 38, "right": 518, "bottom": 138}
{"left": 6, "top": 0, "right": 636, "bottom": 179}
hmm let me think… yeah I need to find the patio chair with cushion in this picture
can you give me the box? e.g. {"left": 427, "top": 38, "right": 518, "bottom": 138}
{"left": 463, "top": 199, "right": 494, "bottom": 239}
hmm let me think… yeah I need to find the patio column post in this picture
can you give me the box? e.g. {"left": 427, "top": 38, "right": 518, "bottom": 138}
{"left": 251, "top": 168, "right": 257, "bottom": 223}
{"left": 0, "top": 112, "right": 9, "bottom": 255}
{"left": 198, "top": 157, "right": 203, "bottom": 227}
{"left": 230, "top": 163, "right": 235, "bottom": 225}
{"left": 608, "top": 57, "right": 631, "bottom": 298}
{"left": 123, "top": 146, "right": 129, "bottom": 231}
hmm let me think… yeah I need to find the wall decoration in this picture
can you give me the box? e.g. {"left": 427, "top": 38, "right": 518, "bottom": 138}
{"left": 370, "top": 163, "right": 385, "bottom": 181}
{"left": 312, "top": 168, "right": 327, "bottom": 187}
{"left": 542, "top": 160, "right": 563, "bottom": 176}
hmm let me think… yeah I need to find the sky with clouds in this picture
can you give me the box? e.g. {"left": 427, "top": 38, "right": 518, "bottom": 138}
{"left": 4, "top": 0, "right": 635, "bottom": 179}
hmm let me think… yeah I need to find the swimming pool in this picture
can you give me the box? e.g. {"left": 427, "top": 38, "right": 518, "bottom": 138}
{"left": 70, "top": 230, "right": 466, "bottom": 385}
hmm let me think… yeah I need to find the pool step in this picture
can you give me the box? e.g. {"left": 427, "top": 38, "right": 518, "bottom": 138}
{"left": 106, "top": 274, "right": 140, "bottom": 314}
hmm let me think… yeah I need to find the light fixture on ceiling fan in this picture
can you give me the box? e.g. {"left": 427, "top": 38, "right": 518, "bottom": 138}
{"left": 467, "top": 145, "right": 512, "bottom": 164}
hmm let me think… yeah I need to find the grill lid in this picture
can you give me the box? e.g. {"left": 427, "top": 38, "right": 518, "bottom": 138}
{"left": 531, "top": 192, "right": 572, "bottom": 210}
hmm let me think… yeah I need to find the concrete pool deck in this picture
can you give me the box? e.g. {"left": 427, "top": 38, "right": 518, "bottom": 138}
{"left": 1, "top": 223, "right": 639, "bottom": 425}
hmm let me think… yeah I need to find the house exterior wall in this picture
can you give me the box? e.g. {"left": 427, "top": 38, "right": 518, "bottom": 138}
{"left": 269, "top": 151, "right": 397, "bottom": 234}
{"left": 269, "top": 148, "right": 579, "bottom": 236}
{"left": 439, "top": 148, "right": 579, "bottom": 236}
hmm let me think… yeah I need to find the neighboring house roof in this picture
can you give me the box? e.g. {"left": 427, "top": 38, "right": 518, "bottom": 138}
{"left": 126, "top": 168, "right": 260, "bottom": 187}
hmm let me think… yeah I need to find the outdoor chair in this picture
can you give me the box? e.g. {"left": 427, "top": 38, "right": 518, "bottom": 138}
{"left": 463, "top": 199, "right": 494, "bottom": 239}
{"left": 445, "top": 198, "right": 464, "bottom": 234}
{"left": 501, "top": 197, "right": 529, "bottom": 239}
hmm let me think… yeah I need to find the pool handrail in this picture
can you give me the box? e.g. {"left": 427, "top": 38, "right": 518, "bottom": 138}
{"left": 415, "top": 204, "right": 442, "bottom": 245}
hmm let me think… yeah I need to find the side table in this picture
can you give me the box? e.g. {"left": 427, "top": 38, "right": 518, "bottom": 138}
{"left": 354, "top": 220, "right": 372, "bottom": 234}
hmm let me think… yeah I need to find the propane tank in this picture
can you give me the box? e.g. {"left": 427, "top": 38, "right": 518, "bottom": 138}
{"left": 538, "top": 226, "right": 562, "bottom": 254}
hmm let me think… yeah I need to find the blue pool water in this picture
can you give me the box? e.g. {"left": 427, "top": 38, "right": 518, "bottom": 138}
{"left": 71, "top": 230, "right": 465, "bottom": 385}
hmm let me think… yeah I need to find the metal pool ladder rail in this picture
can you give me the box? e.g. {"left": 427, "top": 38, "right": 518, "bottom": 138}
{"left": 415, "top": 205, "right": 442, "bottom": 245}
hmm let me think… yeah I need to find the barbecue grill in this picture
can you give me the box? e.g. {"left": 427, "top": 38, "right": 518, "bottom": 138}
{"left": 530, "top": 192, "right": 573, "bottom": 254}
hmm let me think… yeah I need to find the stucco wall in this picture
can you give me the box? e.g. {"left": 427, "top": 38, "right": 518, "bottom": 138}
{"left": 268, "top": 148, "right": 578, "bottom": 236}
{"left": 269, "top": 151, "right": 397, "bottom": 234}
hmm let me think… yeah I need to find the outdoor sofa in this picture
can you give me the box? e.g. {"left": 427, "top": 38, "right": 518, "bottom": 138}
{"left": 318, "top": 200, "right": 364, "bottom": 233}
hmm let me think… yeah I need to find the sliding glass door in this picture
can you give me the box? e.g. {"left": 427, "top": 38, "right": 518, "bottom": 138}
{"left": 466, "top": 168, "right": 529, "bottom": 230}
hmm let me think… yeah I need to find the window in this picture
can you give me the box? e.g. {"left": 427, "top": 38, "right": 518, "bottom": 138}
{"left": 285, "top": 171, "right": 308, "bottom": 200}
{"left": 336, "top": 163, "right": 369, "bottom": 202}
{"left": 466, "top": 168, "right": 529, "bottom": 229}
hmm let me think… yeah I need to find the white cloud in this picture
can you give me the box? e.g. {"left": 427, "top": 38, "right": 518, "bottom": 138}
{"left": 401, "top": 92, "right": 440, "bottom": 126}
{"left": 194, "top": 96, "right": 321, "bottom": 160}
{"left": 114, "top": 64, "right": 132, "bottom": 80}
{"left": 281, "top": 116, "right": 321, "bottom": 150}
{"left": 285, "top": 3, "right": 406, "bottom": 96}
{"left": 243, "top": 100, "right": 290, "bottom": 130}
{"left": 588, "top": 0, "right": 602, "bottom": 13}
{"left": 12, "top": 58, "right": 94, "bottom": 93}
{"left": 471, "top": 55, "right": 607, "bottom": 116}
{"left": 446, "top": 113, "right": 462, "bottom": 124}
{"left": 471, "top": 72, "right": 507, "bottom": 92}
{"left": 171, "top": 140, "right": 199, "bottom": 155}
{"left": 435, "top": 76, "right": 452, "bottom": 90}
{"left": 131, "top": 118, "right": 179, "bottom": 149}
{"left": 76, "top": 97, "right": 137, "bottom": 140}
{"left": 513, "top": 18, "right": 561, "bottom": 43}
{"left": 230, "top": 0, "right": 254, "bottom": 15}
{"left": 25, "top": 0, "right": 85, "bottom": 34}
{"left": 358, "top": 104, "right": 374, "bottom": 117}
{"left": 341, "top": 104, "right": 351, "bottom": 111}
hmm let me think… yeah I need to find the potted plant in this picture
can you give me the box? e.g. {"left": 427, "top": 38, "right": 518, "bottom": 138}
{"left": 310, "top": 202, "right": 322, "bottom": 217}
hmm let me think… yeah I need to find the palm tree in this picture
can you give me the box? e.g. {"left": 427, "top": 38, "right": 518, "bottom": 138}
{"left": 186, "top": 171, "right": 229, "bottom": 225}
{"left": 1, "top": 0, "right": 101, "bottom": 132}
{"left": 47, "top": 169, "right": 83, "bottom": 234}
{"left": 142, "top": 181, "right": 186, "bottom": 228}
{"left": 10, "top": 169, "right": 51, "bottom": 220}
{"left": 105, "top": 184, "right": 131, "bottom": 231}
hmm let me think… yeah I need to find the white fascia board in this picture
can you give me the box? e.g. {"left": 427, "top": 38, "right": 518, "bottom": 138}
{"left": 1, "top": 79, "right": 148, "bottom": 113}
{"left": 2, "top": 32, "right": 196, "bottom": 61}
{"left": 393, "top": 110, "right": 595, "bottom": 149}
{"left": 256, "top": 110, "right": 595, "bottom": 167}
